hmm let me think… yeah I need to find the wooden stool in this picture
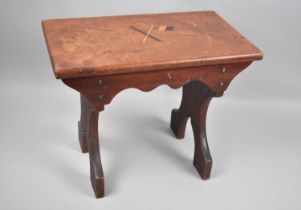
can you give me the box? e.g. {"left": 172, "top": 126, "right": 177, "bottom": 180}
{"left": 42, "top": 11, "right": 263, "bottom": 198}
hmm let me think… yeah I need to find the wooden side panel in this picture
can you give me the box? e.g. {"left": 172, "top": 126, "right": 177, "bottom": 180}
{"left": 63, "top": 62, "right": 251, "bottom": 111}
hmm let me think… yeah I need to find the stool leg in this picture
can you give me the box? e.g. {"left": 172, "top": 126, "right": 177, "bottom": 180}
{"left": 87, "top": 108, "right": 104, "bottom": 198}
{"left": 171, "top": 81, "right": 213, "bottom": 179}
{"left": 78, "top": 94, "right": 89, "bottom": 153}
{"left": 80, "top": 95, "right": 104, "bottom": 198}
{"left": 190, "top": 96, "right": 212, "bottom": 180}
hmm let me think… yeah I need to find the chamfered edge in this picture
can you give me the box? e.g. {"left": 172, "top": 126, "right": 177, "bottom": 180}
{"left": 52, "top": 52, "right": 263, "bottom": 79}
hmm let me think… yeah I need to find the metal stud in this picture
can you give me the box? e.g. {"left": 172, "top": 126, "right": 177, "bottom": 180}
{"left": 98, "top": 95, "right": 104, "bottom": 101}
{"left": 219, "top": 82, "right": 224, "bottom": 87}
{"left": 98, "top": 80, "right": 103, "bottom": 86}
{"left": 222, "top": 67, "right": 226, "bottom": 73}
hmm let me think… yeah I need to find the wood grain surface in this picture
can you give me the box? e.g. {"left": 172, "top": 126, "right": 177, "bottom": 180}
{"left": 42, "top": 11, "right": 263, "bottom": 79}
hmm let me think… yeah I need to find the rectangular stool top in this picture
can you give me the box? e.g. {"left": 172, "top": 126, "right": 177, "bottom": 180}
{"left": 42, "top": 11, "right": 263, "bottom": 79}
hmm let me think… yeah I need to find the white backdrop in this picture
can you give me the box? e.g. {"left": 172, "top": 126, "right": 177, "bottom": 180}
{"left": 1, "top": 0, "right": 300, "bottom": 209}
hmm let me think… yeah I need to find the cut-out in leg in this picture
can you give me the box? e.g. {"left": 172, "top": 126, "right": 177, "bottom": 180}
{"left": 170, "top": 81, "right": 214, "bottom": 179}
{"left": 80, "top": 95, "right": 104, "bottom": 198}
{"left": 170, "top": 88, "right": 189, "bottom": 139}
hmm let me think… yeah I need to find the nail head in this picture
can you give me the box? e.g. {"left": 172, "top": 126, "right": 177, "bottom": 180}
{"left": 98, "top": 95, "right": 104, "bottom": 100}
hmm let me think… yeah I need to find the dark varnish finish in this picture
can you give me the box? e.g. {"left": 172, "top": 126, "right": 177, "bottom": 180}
{"left": 42, "top": 11, "right": 263, "bottom": 198}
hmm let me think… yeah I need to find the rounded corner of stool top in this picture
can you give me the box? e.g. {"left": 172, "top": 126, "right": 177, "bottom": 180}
{"left": 257, "top": 51, "right": 264, "bottom": 60}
